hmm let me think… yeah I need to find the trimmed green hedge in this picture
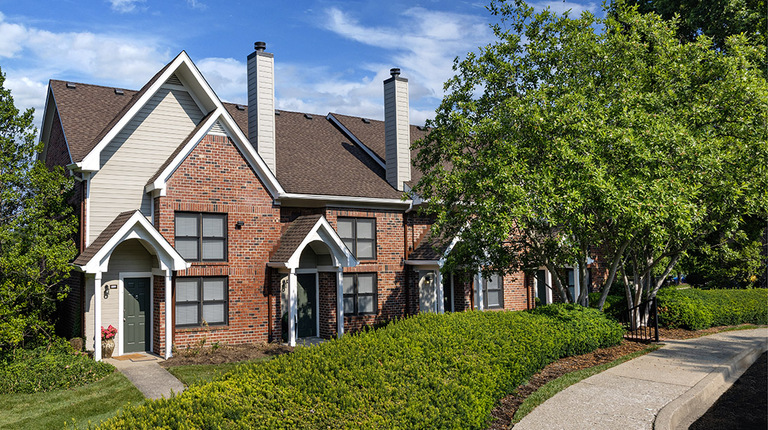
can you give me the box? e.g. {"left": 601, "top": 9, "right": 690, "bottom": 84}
{"left": 657, "top": 288, "right": 768, "bottom": 330}
{"left": 0, "top": 339, "right": 114, "bottom": 394}
{"left": 102, "top": 307, "right": 622, "bottom": 429}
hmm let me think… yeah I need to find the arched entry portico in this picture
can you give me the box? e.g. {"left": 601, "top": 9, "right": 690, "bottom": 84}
{"left": 268, "top": 215, "right": 357, "bottom": 346}
{"left": 74, "top": 211, "right": 188, "bottom": 360}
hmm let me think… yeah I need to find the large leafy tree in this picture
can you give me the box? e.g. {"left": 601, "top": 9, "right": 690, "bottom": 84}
{"left": 0, "top": 67, "right": 77, "bottom": 351}
{"left": 621, "top": 0, "right": 766, "bottom": 50}
{"left": 413, "top": 1, "right": 768, "bottom": 309}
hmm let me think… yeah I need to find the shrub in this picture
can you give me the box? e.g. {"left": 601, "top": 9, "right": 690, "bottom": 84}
{"left": 0, "top": 337, "right": 114, "bottom": 394}
{"left": 588, "top": 292, "right": 627, "bottom": 319}
{"left": 101, "top": 308, "right": 621, "bottom": 429}
{"left": 657, "top": 288, "right": 768, "bottom": 330}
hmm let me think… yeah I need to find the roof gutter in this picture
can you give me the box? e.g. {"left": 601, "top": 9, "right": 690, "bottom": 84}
{"left": 277, "top": 192, "right": 411, "bottom": 208}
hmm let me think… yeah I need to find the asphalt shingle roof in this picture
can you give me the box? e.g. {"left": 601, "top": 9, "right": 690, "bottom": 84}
{"left": 49, "top": 63, "right": 425, "bottom": 199}
{"left": 270, "top": 214, "right": 324, "bottom": 263}
{"left": 73, "top": 210, "right": 137, "bottom": 266}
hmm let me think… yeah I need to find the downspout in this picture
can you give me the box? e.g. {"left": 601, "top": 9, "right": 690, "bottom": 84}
{"left": 403, "top": 209, "right": 410, "bottom": 316}
{"left": 267, "top": 267, "right": 273, "bottom": 342}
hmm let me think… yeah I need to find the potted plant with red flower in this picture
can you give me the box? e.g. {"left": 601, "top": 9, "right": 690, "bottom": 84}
{"left": 101, "top": 325, "right": 117, "bottom": 358}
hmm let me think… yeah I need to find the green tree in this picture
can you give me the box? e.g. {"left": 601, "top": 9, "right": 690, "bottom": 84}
{"left": 679, "top": 215, "right": 766, "bottom": 288}
{"left": 412, "top": 1, "right": 768, "bottom": 309}
{"left": 620, "top": 0, "right": 766, "bottom": 50}
{"left": 0, "top": 67, "right": 77, "bottom": 351}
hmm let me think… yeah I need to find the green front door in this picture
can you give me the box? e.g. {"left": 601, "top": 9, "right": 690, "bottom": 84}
{"left": 297, "top": 273, "right": 317, "bottom": 338}
{"left": 536, "top": 270, "right": 547, "bottom": 306}
{"left": 124, "top": 278, "right": 150, "bottom": 353}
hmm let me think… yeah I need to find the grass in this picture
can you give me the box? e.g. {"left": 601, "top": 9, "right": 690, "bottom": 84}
{"left": 0, "top": 372, "right": 144, "bottom": 429}
{"left": 512, "top": 345, "right": 661, "bottom": 423}
{"left": 166, "top": 357, "right": 272, "bottom": 387}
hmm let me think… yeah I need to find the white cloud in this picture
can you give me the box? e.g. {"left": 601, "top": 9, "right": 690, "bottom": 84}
{"left": 109, "top": 0, "right": 146, "bottom": 13}
{"left": 322, "top": 6, "right": 494, "bottom": 107}
{"left": 186, "top": 0, "right": 207, "bottom": 10}
{"left": 0, "top": 13, "right": 169, "bottom": 129}
{"left": 529, "top": 1, "right": 599, "bottom": 16}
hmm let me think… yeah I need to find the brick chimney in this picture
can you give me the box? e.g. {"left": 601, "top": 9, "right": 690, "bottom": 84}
{"left": 383, "top": 68, "right": 411, "bottom": 191}
{"left": 247, "top": 41, "right": 276, "bottom": 174}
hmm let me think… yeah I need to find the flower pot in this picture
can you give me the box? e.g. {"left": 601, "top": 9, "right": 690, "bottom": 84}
{"left": 102, "top": 338, "right": 115, "bottom": 358}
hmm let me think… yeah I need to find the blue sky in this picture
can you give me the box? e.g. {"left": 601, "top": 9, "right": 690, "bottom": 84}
{"left": 0, "top": 0, "right": 601, "bottom": 129}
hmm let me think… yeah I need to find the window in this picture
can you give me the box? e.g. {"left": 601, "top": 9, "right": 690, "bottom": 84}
{"left": 483, "top": 273, "right": 504, "bottom": 309}
{"left": 342, "top": 273, "right": 377, "bottom": 315}
{"left": 337, "top": 218, "right": 376, "bottom": 259}
{"left": 176, "top": 277, "right": 228, "bottom": 327}
{"left": 175, "top": 212, "right": 227, "bottom": 261}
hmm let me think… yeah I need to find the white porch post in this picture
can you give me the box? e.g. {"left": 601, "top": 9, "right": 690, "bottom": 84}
{"left": 164, "top": 270, "right": 173, "bottom": 358}
{"left": 288, "top": 268, "right": 297, "bottom": 347}
{"left": 94, "top": 272, "right": 102, "bottom": 361}
{"left": 436, "top": 270, "right": 444, "bottom": 314}
{"left": 476, "top": 271, "right": 485, "bottom": 311}
{"left": 574, "top": 264, "right": 581, "bottom": 304}
{"left": 336, "top": 269, "right": 344, "bottom": 338}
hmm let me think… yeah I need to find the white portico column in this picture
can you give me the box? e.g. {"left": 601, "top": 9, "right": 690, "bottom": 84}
{"left": 164, "top": 270, "right": 173, "bottom": 358}
{"left": 288, "top": 268, "right": 297, "bottom": 347}
{"left": 574, "top": 264, "right": 581, "bottom": 303}
{"left": 336, "top": 269, "right": 345, "bottom": 338}
{"left": 475, "top": 271, "right": 485, "bottom": 311}
{"left": 94, "top": 272, "right": 102, "bottom": 361}
{"left": 436, "top": 270, "right": 445, "bottom": 314}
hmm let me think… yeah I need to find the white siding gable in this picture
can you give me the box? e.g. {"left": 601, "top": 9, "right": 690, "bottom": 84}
{"left": 89, "top": 87, "right": 203, "bottom": 243}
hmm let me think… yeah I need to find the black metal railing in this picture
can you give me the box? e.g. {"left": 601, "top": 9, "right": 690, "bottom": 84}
{"left": 619, "top": 297, "right": 659, "bottom": 343}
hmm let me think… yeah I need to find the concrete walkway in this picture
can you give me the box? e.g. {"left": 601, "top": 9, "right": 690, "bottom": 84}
{"left": 105, "top": 353, "right": 185, "bottom": 400}
{"left": 514, "top": 328, "right": 767, "bottom": 430}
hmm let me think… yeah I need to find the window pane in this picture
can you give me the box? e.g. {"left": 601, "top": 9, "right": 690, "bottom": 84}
{"left": 487, "top": 291, "right": 502, "bottom": 308}
{"left": 203, "top": 215, "right": 225, "bottom": 238}
{"left": 203, "top": 278, "right": 225, "bottom": 301}
{"left": 176, "top": 213, "right": 198, "bottom": 237}
{"left": 202, "top": 303, "right": 225, "bottom": 324}
{"left": 202, "top": 239, "right": 225, "bottom": 260}
{"left": 343, "top": 297, "right": 355, "bottom": 314}
{"left": 357, "top": 240, "right": 374, "bottom": 259}
{"left": 357, "top": 274, "right": 375, "bottom": 294}
{"left": 357, "top": 219, "right": 374, "bottom": 239}
{"left": 176, "top": 303, "right": 199, "bottom": 325}
{"left": 358, "top": 295, "right": 374, "bottom": 313}
{"left": 342, "top": 239, "right": 355, "bottom": 254}
{"left": 337, "top": 219, "right": 353, "bottom": 239}
{"left": 176, "top": 238, "right": 199, "bottom": 260}
{"left": 177, "top": 279, "right": 199, "bottom": 302}
{"left": 486, "top": 274, "right": 500, "bottom": 291}
{"left": 342, "top": 275, "right": 355, "bottom": 295}
{"left": 567, "top": 269, "right": 575, "bottom": 287}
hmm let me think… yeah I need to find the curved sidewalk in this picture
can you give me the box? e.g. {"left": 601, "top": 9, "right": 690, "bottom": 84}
{"left": 514, "top": 328, "right": 767, "bottom": 430}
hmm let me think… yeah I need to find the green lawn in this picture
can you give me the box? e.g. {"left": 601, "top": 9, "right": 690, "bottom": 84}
{"left": 0, "top": 372, "right": 144, "bottom": 429}
{"left": 167, "top": 357, "right": 271, "bottom": 387}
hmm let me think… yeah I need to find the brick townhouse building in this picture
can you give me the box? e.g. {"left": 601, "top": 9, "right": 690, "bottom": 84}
{"left": 40, "top": 42, "right": 582, "bottom": 360}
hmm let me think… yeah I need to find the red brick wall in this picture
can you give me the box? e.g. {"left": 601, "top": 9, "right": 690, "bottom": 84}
{"left": 502, "top": 272, "right": 530, "bottom": 311}
{"left": 324, "top": 208, "right": 407, "bottom": 333}
{"left": 44, "top": 107, "right": 72, "bottom": 170}
{"left": 318, "top": 272, "right": 337, "bottom": 339}
{"left": 157, "top": 134, "right": 281, "bottom": 349}
{"left": 47, "top": 105, "right": 89, "bottom": 341}
{"left": 152, "top": 275, "right": 165, "bottom": 353}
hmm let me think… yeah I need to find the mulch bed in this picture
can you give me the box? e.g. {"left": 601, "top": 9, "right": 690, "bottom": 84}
{"left": 159, "top": 342, "right": 293, "bottom": 368}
